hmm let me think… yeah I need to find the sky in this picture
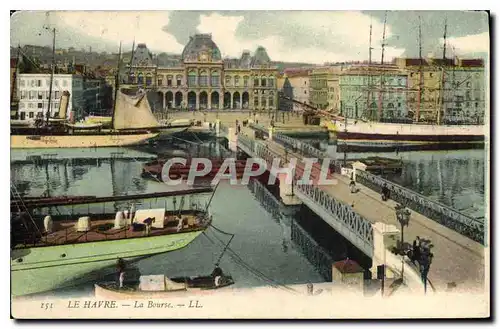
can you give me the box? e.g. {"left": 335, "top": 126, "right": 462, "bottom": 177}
{"left": 10, "top": 10, "right": 489, "bottom": 64}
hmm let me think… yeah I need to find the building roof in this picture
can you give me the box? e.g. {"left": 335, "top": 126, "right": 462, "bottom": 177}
{"left": 131, "top": 43, "right": 154, "bottom": 67}
{"left": 284, "top": 68, "right": 310, "bottom": 78}
{"left": 239, "top": 50, "right": 252, "bottom": 68}
{"left": 332, "top": 259, "right": 364, "bottom": 274}
{"left": 251, "top": 46, "right": 271, "bottom": 67}
{"left": 182, "top": 34, "right": 222, "bottom": 62}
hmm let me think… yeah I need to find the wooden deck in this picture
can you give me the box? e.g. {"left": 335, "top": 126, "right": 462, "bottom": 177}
{"left": 240, "top": 127, "right": 486, "bottom": 292}
{"left": 14, "top": 213, "right": 209, "bottom": 248}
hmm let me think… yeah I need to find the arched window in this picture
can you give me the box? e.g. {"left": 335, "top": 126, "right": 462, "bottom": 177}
{"left": 211, "top": 71, "right": 220, "bottom": 87}
{"left": 157, "top": 75, "right": 163, "bottom": 86}
{"left": 253, "top": 77, "right": 259, "bottom": 87}
{"left": 137, "top": 73, "right": 144, "bottom": 85}
{"left": 261, "top": 77, "right": 267, "bottom": 87}
{"left": 243, "top": 76, "right": 249, "bottom": 87}
{"left": 188, "top": 71, "right": 196, "bottom": 87}
{"left": 199, "top": 70, "right": 208, "bottom": 87}
{"left": 145, "top": 73, "right": 152, "bottom": 86}
{"left": 176, "top": 75, "right": 182, "bottom": 86}
{"left": 261, "top": 96, "right": 266, "bottom": 107}
{"left": 268, "top": 76, "right": 274, "bottom": 88}
{"left": 167, "top": 75, "right": 173, "bottom": 87}
{"left": 234, "top": 75, "right": 240, "bottom": 87}
{"left": 225, "top": 75, "right": 231, "bottom": 87}
{"left": 254, "top": 97, "right": 259, "bottom": 107}
{"left": 268, "top": 96, "right": 274, "bottom": 107}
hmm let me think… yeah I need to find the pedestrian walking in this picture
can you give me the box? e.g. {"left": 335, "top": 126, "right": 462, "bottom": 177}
{"left": 349, "top": 179, "right": 357, "bottom": 193}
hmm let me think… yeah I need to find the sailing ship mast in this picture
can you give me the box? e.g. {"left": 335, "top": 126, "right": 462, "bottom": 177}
{"left": 437, "top": 19, "right": 448, "bottom": 125}
{"left": 417, "top": 16, "right": 423, "bottom": 123}
{"left": 377, "top": 11, "right": 387, "bottom": 121}
{"left": 366, "top": 22, "right": 373, "bottom": 119}
{"left": 111, "top": 42, "right": 122, "bottom": 130}
{"left": 128, "top": 38, "right": 135, "bottom": 79}
{"left": 46, "top": 27, "right": 56, "bottom": 124}
{"left": 11, "top": 45, "right": 21, "bottom": 117}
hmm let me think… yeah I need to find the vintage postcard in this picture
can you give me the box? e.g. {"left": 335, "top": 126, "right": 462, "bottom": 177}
{"left": 9, "top": 9, "right": 490, "bottom": 319}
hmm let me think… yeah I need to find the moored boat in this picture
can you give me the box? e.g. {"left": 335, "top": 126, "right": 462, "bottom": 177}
{"left": 94, "top": 268, "right": 234, "bottom": 300}
{"left": 11, "top": 189, "right": 214, "bottom": 297}
{"left": 332, "top": 120, "right": 485, "bottom": 150}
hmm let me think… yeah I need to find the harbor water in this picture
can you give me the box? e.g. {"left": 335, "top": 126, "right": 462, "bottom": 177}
{"left": 10, "top": 139, "right": 486, "bottom": 297}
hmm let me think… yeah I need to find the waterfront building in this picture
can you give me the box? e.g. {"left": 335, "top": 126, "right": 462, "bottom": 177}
{"left": 338, "top": 64, "right": 408, "bottom": 121}
{"left": 283, "top": 68, "right": 311, "bottom": 105}
{"left": 442, "top": 58, "right": 485, "bottom": 125}
{"left": 309, "top": 66, "right": 342, "bottom": 112}
{"left": 395, "top": 57, "right": 445, "bottom": 123}
{"left": 125, "top": 34, "right": 279, "bottom": 111}
{"left": 16, "top": 73, "right": 84, "bottom": 121}
{"left": 83, "top": 77, "right": 113, "bottom": 116}
{"left": 395, "top": 57, "right": 485, "bottom": 124}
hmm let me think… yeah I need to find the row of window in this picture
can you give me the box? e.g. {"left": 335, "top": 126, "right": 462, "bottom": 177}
{"left": 19, "top": 79, "right": 70, "bottom": 88}
{"left": 253, "top": 97, "right": 275, "bottom": 107}
{"left": 19, "top": 102, "right": 60, "bottom": 110}
{"left": 19, "top": 90, "right": 64, "bottom": 100}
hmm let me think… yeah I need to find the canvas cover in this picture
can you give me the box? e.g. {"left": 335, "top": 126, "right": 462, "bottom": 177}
{"left": 113, "top": 90, "right": 162, "bottom": 130}
{"left": 139, "top": 275, "right": 165, "bottom": 291}
{"left": 133, "top": 208, "right": 165, "bottom": 229}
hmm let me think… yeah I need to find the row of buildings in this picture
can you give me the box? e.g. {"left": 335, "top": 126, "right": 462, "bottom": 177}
{"left": 11, "top": 33, "right": 486, "bottom": 125}
{"left": 278, "top": 57, "right": 486, "bottom": 124}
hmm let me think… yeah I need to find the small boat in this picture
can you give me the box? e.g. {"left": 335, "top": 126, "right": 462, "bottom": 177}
{"left": 94, "top": 269, "right": 234, "bottom": 300}
{"left": 141, "top": 158, "right": 259, "bottom": 181}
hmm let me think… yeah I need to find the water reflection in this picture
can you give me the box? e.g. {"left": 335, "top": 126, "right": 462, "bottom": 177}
{"left": 10, "top": 143, "right": 325, "bottom": 296}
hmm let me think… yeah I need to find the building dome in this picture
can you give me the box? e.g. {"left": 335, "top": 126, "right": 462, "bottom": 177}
{"left": 182, "top": 34, "right": 222, "bottom": 62}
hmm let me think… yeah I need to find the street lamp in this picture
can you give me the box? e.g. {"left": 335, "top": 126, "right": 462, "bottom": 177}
{"left": 395, "top": 203, "right": 411, "bottom": 277}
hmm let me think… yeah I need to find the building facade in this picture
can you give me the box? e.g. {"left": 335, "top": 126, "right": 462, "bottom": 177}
{"left": 442, "top": 59, "right": 485, "bottom": 124}
{"left": 125, "top": 34, "right": 279, "bottom": 111}
{"left": 282, "top": 68, "right": 311, "bottom": 105}
{"left": 17, "top": 73, "right": 84, "bottom": 121}
{"left": 395, "top": 57, "right": 485, "bottom": 124}
{"left": 83, "top": 77, "right": 113, "bottom": 116}
{"left": 309, "top": 66, "right": 342, "bottom": 112}
{"left": 339, "top": 65, "right": 408, "bottom": 120}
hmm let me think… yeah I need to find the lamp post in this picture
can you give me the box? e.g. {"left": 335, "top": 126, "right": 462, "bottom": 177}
{"left": 395, "top": 203, "right": 411, "bottom": 277}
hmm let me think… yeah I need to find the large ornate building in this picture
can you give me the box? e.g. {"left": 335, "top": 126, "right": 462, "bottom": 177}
{"left": 125, "top": 34, "right": 279, "bottom": 111}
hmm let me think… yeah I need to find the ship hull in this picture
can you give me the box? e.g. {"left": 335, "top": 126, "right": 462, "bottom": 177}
{"left": 10, "top": 132, "right": 159, "bottom": 149}
{"left": 335, "top": 121, "right": 485, "bottom": 150}
{"left": 11, "top": 230, "right": 203, "bottom": 297}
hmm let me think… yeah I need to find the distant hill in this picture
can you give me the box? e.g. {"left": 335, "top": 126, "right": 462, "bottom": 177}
{"left": 12, "top": 45, "right": 318, "bottom": 72}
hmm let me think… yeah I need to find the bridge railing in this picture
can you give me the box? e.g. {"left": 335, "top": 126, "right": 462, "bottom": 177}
{"left": 237, "top": 134, "right": 255, "bottom": 154}
{"left": 355, "top": 169, "right": 485, "bottom": 245}
{"left": 248, "top": 123, "right": 268, "bottom": 135}
{"left": 293, "top": 182, "right": 374, "bottom": 256}
{"left": 248, "top": 179, "right": 283, "bottom": 222}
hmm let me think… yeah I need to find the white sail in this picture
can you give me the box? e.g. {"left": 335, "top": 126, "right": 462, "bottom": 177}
{"left": 113, "top": 90, "right": 162, "bottom": 130}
